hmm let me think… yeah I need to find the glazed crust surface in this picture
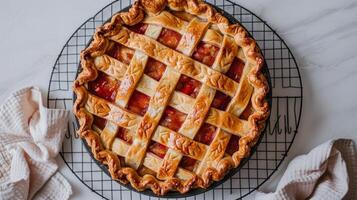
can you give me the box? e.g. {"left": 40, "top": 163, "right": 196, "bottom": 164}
{"left": 73, "top": 0, "right": 269, "bottom": 195}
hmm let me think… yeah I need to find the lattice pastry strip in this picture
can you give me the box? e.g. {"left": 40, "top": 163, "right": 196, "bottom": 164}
{"left": 85, "top": 93, "right": 251, "bottom": 139}
{"left": 125, "top": 67, "right": 181, "bottom": 169}
{"left": 85, "top": 94, "right": 141, "bottom": 129}
{"left": 175, "top": 18, "right": 209, "bottom": 55}
{"left": 212, "top": 36, "right": 238, "bottom": 73}
{"left": 73, "top": 0, "right": 269, "bottom": 195}
{"left": 144, "top": 11, "right": 224, "bottom": 46}
{"left": 195, "top": 129, "right": 231, "bottom": 176}
{"left": 154, "top": 26, "right": 245, "bottom": 180}
{"left": 227, "top": 62, "right": 254, "bottom": 116}
{"left": 107, "top": 121, "right": 210, "bottom": 162}
{"left": 93, "top": 24, "right": 163, "bottom": 149}
{"left": 93, "top": 54, "right": 251, "bottom": 136}
{"left": 152, "top": 17, "right": 213, "bottom": 178}
{"left": 100, "top": 121, "right": 119, "bottom": 149}
{"left": 115, "top": 24, "right": 162, "bottom": 107}
{"left": 111, "top": 133, "right": 195, "bottom": 180}
{"left": 92, "top": 56, "right": 251, "bottom": 132}
{"left": 109, "top": 27, "right": 239, "bottom": 96}
{"left": 84, "top": 61, "right": 250, "bottom": 177}
{"left": 157, "top": 84, "right": 216, "bottom": 179}
{"left": 123, "top": 17, "right": 207, "bottom": 170}
{"left": 112, "top": 131, "right": 199, "bottom": 180}
{"left": 85, "top": 83, "right": 251, "bottom": 178}
{"left": 187, "top": 38, "right": 239, "bottom": 178}
{"left": 85, "top": 97, "right": 250, "bottom": 179}
{"left": 115, "top": 51, "right": 149, "bottom": 107}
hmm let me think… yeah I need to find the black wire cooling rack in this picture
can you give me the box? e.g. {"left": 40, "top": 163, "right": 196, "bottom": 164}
{"left": 47, "top": 0, "right": 303, "bottom": 199}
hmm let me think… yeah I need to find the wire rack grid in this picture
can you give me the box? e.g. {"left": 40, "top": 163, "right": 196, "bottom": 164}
{"left": 47, "top": 0, "right": 303, "bottom": 199}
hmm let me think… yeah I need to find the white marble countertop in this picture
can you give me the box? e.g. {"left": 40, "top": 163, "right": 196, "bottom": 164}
{"left": 1, "top": 0, "right": 356, "bottom": 199}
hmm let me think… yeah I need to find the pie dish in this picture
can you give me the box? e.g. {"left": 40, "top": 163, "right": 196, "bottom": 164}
{"left": 73, "top": 0, "right": 270, "bottom": 196}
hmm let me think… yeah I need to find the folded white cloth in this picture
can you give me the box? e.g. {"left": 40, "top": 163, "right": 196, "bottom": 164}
{"left": 255, "top": 139, "right": 357, "bottom": 200}
{"left": 0, "top": 87, "right": 72, "bottom": 200}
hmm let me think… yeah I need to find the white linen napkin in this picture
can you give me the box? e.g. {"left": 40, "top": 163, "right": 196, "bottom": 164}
{"left": 0, "top": 87, "right": 72, "bottom": 200}
{"left": 255, "top": 139, "right": 357, "bottom": 200}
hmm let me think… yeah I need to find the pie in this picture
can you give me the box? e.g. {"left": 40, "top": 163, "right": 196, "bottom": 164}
{"left": 73, "top": 0, "right": 269, "bottom": 195}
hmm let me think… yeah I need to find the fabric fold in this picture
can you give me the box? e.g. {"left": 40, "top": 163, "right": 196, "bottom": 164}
{"left": 255, "top": 139, "right": 357, "bottom": 200}
{"left": 0, "top": 87, "right": 72, "bottom": 200}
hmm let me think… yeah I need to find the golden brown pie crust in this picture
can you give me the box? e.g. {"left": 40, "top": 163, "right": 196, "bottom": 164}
{"left": 73, "top": 0, "right": 269, "bottom": 195}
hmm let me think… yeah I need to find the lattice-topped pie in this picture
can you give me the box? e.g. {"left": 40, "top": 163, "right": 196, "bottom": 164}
{"left": 73, "top": 0, "right": 269, "bottom": 195}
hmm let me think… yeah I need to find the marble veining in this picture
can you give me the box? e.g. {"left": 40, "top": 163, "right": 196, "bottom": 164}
{"left": 0, "top": 0, "right": 356, "bottom": 199}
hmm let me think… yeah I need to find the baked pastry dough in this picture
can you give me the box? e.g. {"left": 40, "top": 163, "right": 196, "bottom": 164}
{"left": 73, "top": 0, "right": 269, "bottom": 195}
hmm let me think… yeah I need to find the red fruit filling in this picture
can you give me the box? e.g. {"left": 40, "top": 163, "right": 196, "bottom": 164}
{"left": 106, "top": 44, "right": 134, "bottom": 65}
{"left": 116, "top": 127, "right": 132, "bottom": 144}
{"left": 179, "top": 156, "right": 197, "bottom": 171}
{"left": 211, "top": 91, "right": 231, "bottom": 110}
{"left": 126, "top": 91, "right": 150, "bottom": 116}
{"left": 92, "top": 115, "right": 107, "bottom": 130}
{"left": 226, "top": 135, "right": 241, "bottom": 155}
{"left": 88, "top": 72, "right": 119, "bottom": 102}
{"left": 192, "top": 42, "right": 219, "bottom": 66}
{"left": 226, "top": 57, "right": 245, "bottom": 83}
{"left": 175, "top": 75, "right": 201, "bottom": 98}
{"left": 128, "top": 23, "right": 148, "bottom": 34}
{"left": 159, "top": 106, "right": 187, "bottom": 132}
{"left": 240, "top": 102, "right": 254, "bottom": 120}
{"left": 148, "top": 142, "right": 168, "bottom": 158}
{"left": 194, "top": 123, "right": 217, "bottom": 145}
{"left": 158, "top": 28, "right": 182, "bottom": 49}
{"left": 144, "top": 58, "right": 166, "bottom": 81}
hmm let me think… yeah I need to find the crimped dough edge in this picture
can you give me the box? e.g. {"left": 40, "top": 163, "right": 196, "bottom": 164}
{"left": 73, "top": 0, "right": 270, "bottom": 195}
